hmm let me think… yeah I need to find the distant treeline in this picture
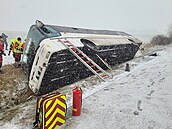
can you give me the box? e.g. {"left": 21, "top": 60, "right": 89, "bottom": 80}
{"left": 150, "top": 24, "right": 172, "bottom": 45}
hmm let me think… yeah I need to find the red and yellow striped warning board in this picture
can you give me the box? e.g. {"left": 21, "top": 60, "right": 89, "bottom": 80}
{"left": 43, "top": 95, "right": 66, "bottom": 129}
{"left": 35, "top": 92, "right": 67, "bottom": 129}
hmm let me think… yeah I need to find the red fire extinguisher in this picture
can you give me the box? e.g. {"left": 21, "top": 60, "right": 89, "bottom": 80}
{"left": 72, "top": 86, "right": 82, "bottom": 116}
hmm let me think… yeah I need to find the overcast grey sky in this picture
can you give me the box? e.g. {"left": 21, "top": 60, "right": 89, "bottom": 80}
{"left": 0, "top": 0, "right": 172, "bottom": 40}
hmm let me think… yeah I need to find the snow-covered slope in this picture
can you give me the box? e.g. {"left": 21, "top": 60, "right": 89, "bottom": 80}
{"left": 61, "top": 45, "right": 172, "bottom": 129}
{"left": 0, "top": 44, "right": 172, "bottom": 129}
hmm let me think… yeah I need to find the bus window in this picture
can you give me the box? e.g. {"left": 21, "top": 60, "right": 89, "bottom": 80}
{"left": 22, "top": 26, "right": 45, "bottom": 75}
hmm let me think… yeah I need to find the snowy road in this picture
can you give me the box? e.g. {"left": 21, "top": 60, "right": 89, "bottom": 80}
{"left": 61, "top": 46, "right": 172, "bottom": 129}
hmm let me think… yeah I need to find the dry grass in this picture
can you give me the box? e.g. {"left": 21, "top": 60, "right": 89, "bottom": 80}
{"left": 0, "top": 65, "right": 33, "bottom": 110}
{"left": 142, "top": 43, "right": 155, "bottom": 49}
{"left": 0, "top": 65, "right": 25, "bottom": 90}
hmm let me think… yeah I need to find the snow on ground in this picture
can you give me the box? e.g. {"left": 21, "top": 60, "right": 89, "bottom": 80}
{"left": 3, "top": 49, "right": 15, "bottom": 65}
{"left": 0, "top": 44, "right": 172, "bottom": 129}
{"left": 60, "top": 45, "right": 172, "bottom": 129}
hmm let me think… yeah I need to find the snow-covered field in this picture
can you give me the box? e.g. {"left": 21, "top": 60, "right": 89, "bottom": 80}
{"left": 0, "top": 36, "right": 172, "bottom": 129}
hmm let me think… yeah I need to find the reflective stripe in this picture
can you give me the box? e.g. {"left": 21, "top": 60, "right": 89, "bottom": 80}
{"left": 46, "top": 99, "right": 66, "bottom": 119}
{"left": 44, "top": 95, "right": 66, "bottom": 129}
{"left": 46, "top": 107, "right": 65, "bottom": 126}
{"left": 38, "top": 93, "right": 66, "bottom": 129}
{"left": 46, "top": 99, "right": 57, "bottom": 117}
{"left": 46, "top": 102, "right": 66, "bottom": 121}
{"left": 48, "top": 117, "right": 65, "bottom": 129}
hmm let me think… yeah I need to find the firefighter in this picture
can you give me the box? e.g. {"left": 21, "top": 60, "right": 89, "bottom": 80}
{"left": 13, "top": 37, "right": 23, "bottom": 67}
{"left": 22, "top": 38, "right": 26, "bottom": 51}
{"left": 0, "top": 36, "right": 6, "bottom": 73}
{"left": 8, "top": 39, "right": 16, "bottom": 58}
{"left": 1, "top": 33, "right": 8, "bottom": 50}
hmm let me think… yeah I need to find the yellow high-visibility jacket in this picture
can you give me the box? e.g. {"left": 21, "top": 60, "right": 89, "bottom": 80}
{"left": 10, "top": 39, "right": 16, "bottom": 52}
{"left": 13, "top": 40, "right": 23, "bottom": 54}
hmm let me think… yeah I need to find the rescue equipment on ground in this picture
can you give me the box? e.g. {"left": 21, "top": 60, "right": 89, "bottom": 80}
{"left": 125, "top": 63, "right": 130, "bottom": 72}
{"left": 33, "top": 91, "right": 67, "bottom": 129}
{"left": 72, "top": 86, "right": 82, "bottom": 116}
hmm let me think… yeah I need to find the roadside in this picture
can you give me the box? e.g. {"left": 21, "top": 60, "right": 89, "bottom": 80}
{"left": 61, "top": 44, "right": 172, "bottom": 129}
{"left": 0, "top": 44, "right": 171, "bottom": 129}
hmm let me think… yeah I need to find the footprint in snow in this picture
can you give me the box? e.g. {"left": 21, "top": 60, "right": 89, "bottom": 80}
{"left": 137, "top": 100, "right": 143, "bottom": 111}
{"left": 146, "top": 90, "right": 155, "bottom": 99}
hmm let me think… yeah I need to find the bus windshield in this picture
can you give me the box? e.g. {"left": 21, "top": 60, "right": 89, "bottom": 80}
{"left": 39, "top": 25, "right": 61, "bottom": 38}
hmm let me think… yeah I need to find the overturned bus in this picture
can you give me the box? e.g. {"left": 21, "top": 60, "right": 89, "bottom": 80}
{"left": 22, "top": 21, "right": 142, "bottom": 95}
